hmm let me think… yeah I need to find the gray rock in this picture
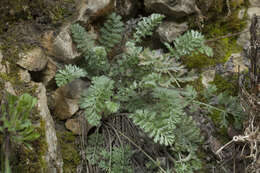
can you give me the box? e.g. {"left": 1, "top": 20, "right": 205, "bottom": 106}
{"left": 18, "top": 68, "right": 31, "bottom": 83}
{"left": 65, "top": 118, "right": 82, "bottom": 135}
{"left": 201, "top": 69, "right": 215, "bottom": 88}
{"left": 0, "top": 51, "right": 16, "bottom": 95}
{"left": 237, "top": 7, "right": 260, "bottom": 47}
{"left": 4, "top": 82, "right": 16, "bottom": 96}
{"left": 0, "top": 64, "right": 6, "bottom": 74}
{"left": 156, "top": 21, "right": 188, "bottom": 43}
{"left": 35, "top": 83, "right": 63, "bottom": 173}
{"left": 249, "top": 0, "right": 260, "bottom": 7}
{"left": 0, "top": 49, "right": 2, "bottom": 63}
{"left": 52, "top": 26, "right": 80, "bottom": 63}
{"left": 144, "top": 0, "right": 197, "bottom": 18}
{"left": 17, "top": 48, "right": 48, "bottom": 71}
{"left": 216, "top": 53, "right": 248, "bottom": 76}
{"left": 59, "top": 79, "right": 90, "bottom": 99}
{"left": 0, "top": 50, "right": 6, "bottom": 73}
{"left": 115, "top": 0, "right": 139, "bottom": 17}
{"left": 65, "top": 114, "right": 93, "bottom": 135}
{"left": 42, "top": 58, "right": 58, "bottom": 86}
{"left": 76, "top": 0, "right": 113, "bottom": 22}
{"left": 196, "top": 0, "right": 214, "bottom": 12}
{"left": 247, "top": 7, "right": 260, "bottom": 19}
{"left": 52, "top": 88, "right": 79, "bottom": 120}
{"left": 237, "top": 8, "right": 246, "bottom": 19}
{"left": 51, "top": 79, "right": 89, "bottom": 120}
{"left": 229, "top": 53, "right": 248, "bottom": 73}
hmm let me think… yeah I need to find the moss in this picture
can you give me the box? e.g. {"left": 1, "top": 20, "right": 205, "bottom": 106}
{"left": 0, "top": 33, "right": 40, "bottom": 97}
{"left": 57, "top": 131, "right": 81, "bottom": 173}
{"left": 185, "top": 13, "right": 245, "bottom": 70}
{"left": 181, "top": 38, "right": 235, "bottom": 70}
{"left": 0, "top": 72, "right": 19, "bottom": 86}
{"left": 230, "top": 0, "right": 249, "bottom": 9}
{"left": 186, "top": 0, "right": 247, "bottom": 70}
{"left": 14, "top": 120, "right": 48, "bottom": 173}
{"left": 206, "top": 73, "right": 241, "bottom": 138}
{"left": 207, "top": 110, "right": 230, "bottom": 142}
{"left": 0, "top": 0, "right": 76, "bottom": 35}
{"left": 210, "top": 74, "right": 239, "bottom": 96}
{"left": 0, "top": 0, "right": 76, "bottom": 93}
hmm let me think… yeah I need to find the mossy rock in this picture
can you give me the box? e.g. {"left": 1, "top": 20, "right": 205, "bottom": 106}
{"left": 210, "top": 74, "right": 239, "bottom": 96}
{"left": 186, "top": 0, "right": 248, "bottom": 70}
{"left": 0, "top": 25, "right": 44, "bottom": 96}
{"left": 182, "top": 37, "right": 240, "bottom": 70}
{"left": 56, "top": 131, "right": 81, "bottom": 173}
{"left": 0, "top": 0, "right": 76, "bottom": 35}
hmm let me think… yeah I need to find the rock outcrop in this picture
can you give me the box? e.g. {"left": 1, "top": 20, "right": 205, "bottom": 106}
{"left": 115, "top": 0, "right": 139, "bottom": 17}
{"left": 65, "top": 114, "right": 93, "bottom": 135}
{"left": 144, "top": 0, "right": 197, "bottom": 18}
{"left": 51, "top": 26, "right": 81, "bottom": 63}
{"left": 51, "top": 79, "right": 89, "bottom": 120}
{"left": 237, "top": 6, "right": 260, "bottom": 48}
{"left": 76, "top": 0, "right": 114, "bottom": 22}
{"left": 17, "top": 48, "right": 48, "bottom": 71}
{"left": 35, "top": 83, "right": 64, "bottom": 173}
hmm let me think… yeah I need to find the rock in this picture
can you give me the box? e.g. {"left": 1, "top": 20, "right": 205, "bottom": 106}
{"left": 59, "top": 79, "right": 90, "bottom": 99}
{"left": 65, "top": 115, "right": 92, "bottom": 135}
{"left": 224, "top": 53, "right": 248, "bottom": 73}
{"left": 0, "top": 49, "right": 2, "bottom": 62}
{"left": 18, "top": 68, "right": 31, "bottom": 83}
{"left": 17, "top": 48, "right": 48, "bottom": 71}
{"left": 0, "top": 50, "right": 6, "bottom": 73}
{"left": 35, "top": 83, "right": 63, "bottom": 173}
{"left": 201, "top": 69, "right": 215, "bottom": 88}
{"left": 231, "top": 0, "right": 245, "bottom": 8}
{"left": 4, "top": 61, "right": 11, "bottom": 74}
{"left": 237, "top": 8, "right": 246, "bottom": 19}
{"left": 215, "top": 53, "right": 249, "bottom": 76}
{"left": 42, "top": 58, "right": 58, "bottom": 86}
{"left": 0, "top": 51, "right": 16, "bottom": 95}
{"left": 196, "top": 0, "right": 214, "bottom": 12}
{"left": 51, "top": 79, "right": 89, "bottom": 120}
{"left": 156, "top": 21, "right": 188, "bottom": 43}
{"left": 115, "top": 0, "right": 139, "bottom": 17}
{"left": 249, "top": 0, "right": 260, "bottom": 7}
{"left": 247, "top": 7, "right": 260, "bottom": 19}
{"left": 76, "top": 0, "right": 114, "bottom": 22}
{"left": 0, "top": 64, "right": 5, "bottom": 73}
{"left": 4, "top": 82, "right": 16, "bottom": 95}
{"left": 65, "top": 118, "right": 82, "bottom": 135}
{"left": 41, "top": 31, "right": 55, "bottom": 57}
{"left": 237, "top": 7, "right": 260, "bottom": 47}
{"left": 52, "top": 26, "right": 80, "bottom": 63}
{"left": 144, "top": 0, "right": 197, "bottom": 18}
{"left": 52, "top": 89, "right": 79, "bottom": 120}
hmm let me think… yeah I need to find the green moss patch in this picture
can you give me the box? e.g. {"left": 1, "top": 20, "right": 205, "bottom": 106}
{"left": 0, "top": 0, "right": 76, "bottom": 35}
{"left": 0, "top": 30, "right": 40, "bottom": 96}
{"left": 185, "top": 0, "right": 247, "bottom": 70}
{"left": 210, "top": 74, "right": 239, "bottom": 96}
{"left": 57, "top": 131, "right": 81, "bottom": 173}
